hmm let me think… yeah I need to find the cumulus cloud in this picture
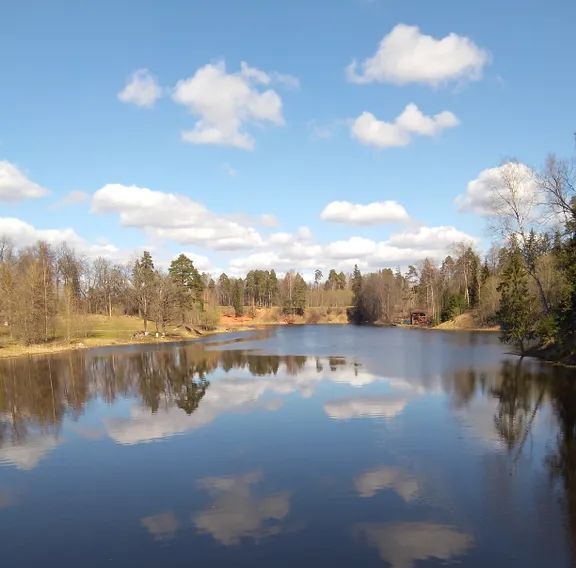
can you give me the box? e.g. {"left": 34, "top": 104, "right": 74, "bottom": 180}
{"left": 354, "top": 522, "right": 473, "bottom": 568}
{"left": 324, "top": 237, "right": 376, "bottom": 259}
{"left": 91, "top": 183, "right": 264, "bottom": 250}
{"left": 0, "top": 217, "right": 84, "bottom": 248}
{"left": 0, "top": 217, "right": 124, "bottom": 261}
{"left": 118, "top": 68, "right": 162, "bottom": 108}
{"left": 455, "top": 162, "right": 539, "bottom": 216}
{"left": 347, "top": 24, "right": 489, "bottom": 86}
{"left": 387, "top": 225, "right": 475, "bottom": 249}
{"left": 321, "top": 200, "right": 410, "bottom": 225}
{"left": 0, "top": 161, "right": 49, "bottom": 202}
{"left": 172, "top": 61, "right": 288, "bottom": 150}
{"left": 230, "top": 225, "right": 477, "bottom": 275}
{"left": 351, "top": 104, "right": 459, "bottom": 149}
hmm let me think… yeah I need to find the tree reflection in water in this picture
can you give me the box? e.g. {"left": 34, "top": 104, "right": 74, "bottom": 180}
{"left": 445, "top": 358, "right": 576, "bottom": 561}
{"left": 0, "top": 347, "right": 308, "bottom": 448}
{"left": 1, "top": 342, "right": 576, "bottom": 560}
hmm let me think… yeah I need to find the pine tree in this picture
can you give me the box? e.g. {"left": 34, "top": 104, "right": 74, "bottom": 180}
{"left": 497, "top": 246, "right": 536, "bottom": 354}
{"left": 232, "top": 279, "right": 244, "bottom": 317}
{"left": 168, "top": 254, "right": 204, "bottom": 323}
{"left": 351, "top": 264, "right": 363, "bottom": 323}
{"left": 132, "top": 251, "right": 156, "bottom": 333}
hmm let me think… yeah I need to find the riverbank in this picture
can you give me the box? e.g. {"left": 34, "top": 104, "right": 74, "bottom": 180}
{"left": 0, "top": 308, "right": 349, "bottom": 360}
{"left": 0, "top": 308, "right": 499, "bottom": 361}
{"left": 432, "top": 311, "right": 500, "bottom": 332}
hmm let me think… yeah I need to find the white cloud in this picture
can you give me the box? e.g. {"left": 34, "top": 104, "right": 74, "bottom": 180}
{"left": 351, "top": 104, "right": 459, "bottom": 149}
{"left": 455, "top": 162, "right": 539, "bottom": 216}
{"left": 387, "top": 225, "right": 476, "bottom": 249}
{"left": 118, "top": 68, "right": 162, "bottom": 108}
{"left": 324, "top": 237, "right": 377, "bottom": 259}
{"left": 0, "top": 217, "right": 84, "bottom": 248}
{"left": 91, "top": 183, "right": 263, "bottom": 251}
{"left": 172, "top": 61, "right": 287, "bottom": 150}
{"left": 229, "top": 224, "right": 477, "bottom": 275}
{"left": 321, "top": 200, "right": 410, "bottom": 225}
{"left": 0, "top": 161, "right": 49, "bottom": 202}
{"left": 0, "top": 217, "right": 125, "bottom": 261}
{"left": 181, "top": 251, "right": 214, "bottom": 272}
{"left": 347, "top": 24, "right": 489, "bottom": 86}
{"left": 354, "top": 522, "right": 473, "bottom": 568}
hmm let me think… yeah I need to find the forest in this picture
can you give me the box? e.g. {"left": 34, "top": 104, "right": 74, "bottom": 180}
{"left": 0, "top": 148, "right": 574, "bottom": 362}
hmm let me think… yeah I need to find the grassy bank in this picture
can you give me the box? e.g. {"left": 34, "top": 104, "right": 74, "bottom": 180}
{"left": 0, "top": 307, "right": 350, "bottom": 360}
{"left": 0, "top": 307, "right": 507, "bottom": 361}
{"left": 433, "top": 312, "right": 500, "bottom": 332}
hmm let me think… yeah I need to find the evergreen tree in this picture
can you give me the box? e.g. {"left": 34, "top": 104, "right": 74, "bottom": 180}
{"left": 132, "top": 251, "right": 156, "bottom": 333}
{"left": 218, "top": 273, "right": 232, "bottom": 306}
{"left": 351, "top": 264, "right": 363, "bottom": 323}
{"left": 556, "top": 198, "right": 576, "bottom": 356}
{"left": 168, "top": 254, "right": 204, "bottom": 323}
{"left": 232, "top": 279, "right": 244, "bottom": 317}
{"left": 497, "top": 246, "right": 536, "bottom": 354}
{"left": 268, "top": 269, "right": 279, "bottom": 306}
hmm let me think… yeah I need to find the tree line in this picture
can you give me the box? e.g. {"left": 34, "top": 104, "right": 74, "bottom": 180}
{"left": 350, "top": 147, "right": 575, "bottom": 361}
{"left": 0, "top": 147, "right": 573, "bottom": 360}
{"left": 0, "top": 241, "right": 353, "bottom": 344}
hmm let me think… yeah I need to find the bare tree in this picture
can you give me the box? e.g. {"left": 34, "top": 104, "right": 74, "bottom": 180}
{"left": 539, "top": 154, "right": 576, "bottom": 229}
{"left": 488, "top": 161, "right": 550, "bottom": 313}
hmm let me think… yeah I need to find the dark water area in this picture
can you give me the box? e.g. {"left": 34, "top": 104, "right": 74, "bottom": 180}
{"left": 1, "top": 325, "right": 575, "bottom": 567}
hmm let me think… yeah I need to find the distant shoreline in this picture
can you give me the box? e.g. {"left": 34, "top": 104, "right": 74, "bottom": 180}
{"left": 0, "top": 319, "right": 502, "bottom": 361}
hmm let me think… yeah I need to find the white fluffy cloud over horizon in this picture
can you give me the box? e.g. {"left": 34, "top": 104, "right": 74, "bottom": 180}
{"left": 92, "top": 183, "right": 265, "bottom": 251}
{"left": 172, "top": 61, "right": 290, "bottom": 150}
{"left": 229, "top": 223, "right": 477, "bottom": 275}
{"left": 347, "top": 24, "right": 489, "bottom": 86}
{"left": 321, "top": 200, "right": 410, "bottom": 225}
{"left": 455, "top": 162, "right": 539, "bottom": 216}
{"left": 118, "top": 68, "right": 163, "bottom": 108}
{"left": 0, "top": 161, "right": 49, "bottom": 202}
{"left": 0, "top": 216, "right": 126, "bottom": 262}
{"left": 352, "top": 104, "right": 459, "bottom": 149}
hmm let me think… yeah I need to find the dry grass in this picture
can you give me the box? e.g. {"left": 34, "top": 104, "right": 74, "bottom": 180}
{"left": 434, "top": 311, "right": 500, "bottom": 332}
{"left": 0, "top": 314, "right": 204, "bottom": 360}
{"left": 0, "top": 306, "right": 352, "bottom": 360}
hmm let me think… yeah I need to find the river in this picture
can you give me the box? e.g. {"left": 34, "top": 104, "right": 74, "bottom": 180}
{"left": 0, "top": 325, "right": 574, "bottom": 567}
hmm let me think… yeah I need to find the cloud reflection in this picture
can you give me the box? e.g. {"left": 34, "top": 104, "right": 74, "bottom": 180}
{"left": 192, "top": 471, "right": 290, "bottom": 545}
{"left": 0, "top": 433, "right": 59, "bottom": 470}
{"left": 105, "top": 358, "right": 412, "bottom": 445}
{"left": 324, "top": 396, "right": 409, "bottom": 420}
{"left": 141, "top": 511, "right": 180, "bottom": 540}
{"left": 354, "top": 466, "right": 419, "bottom": 501}
{"left": 354, "top": 522, "right": 473, "bottom": 568}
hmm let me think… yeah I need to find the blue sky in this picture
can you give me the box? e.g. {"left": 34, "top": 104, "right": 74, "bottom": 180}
{"left": 0, "top": 0, "right": 574, "bottom": 276}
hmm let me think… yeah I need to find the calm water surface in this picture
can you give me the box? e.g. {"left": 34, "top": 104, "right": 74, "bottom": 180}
{"left": 1, "top": 325, "right": 575, "bottom": 567}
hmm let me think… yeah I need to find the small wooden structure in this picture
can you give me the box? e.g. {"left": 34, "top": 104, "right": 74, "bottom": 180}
{"left": 410, "top": 310, "right": 429, "bottom": 326}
